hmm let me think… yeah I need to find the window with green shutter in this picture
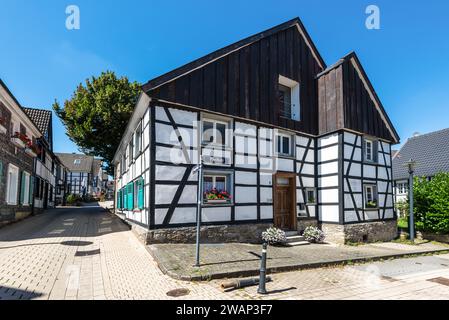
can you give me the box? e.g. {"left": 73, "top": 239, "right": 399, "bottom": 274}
{"left": 117, "top": 189, "right": 122, "bottom": 209}
{"left": 123, "top": 187, "right": 127, "bottom": 210}
{"left": 137, "top": 178, "right": 144, "bottom": 210}
{"left": 127, "top": 183, "right": 134, "bottom": 210}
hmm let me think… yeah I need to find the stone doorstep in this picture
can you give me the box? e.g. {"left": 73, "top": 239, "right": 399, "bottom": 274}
{"left": 145, "top": 245, "right": 449, "bottom": 282}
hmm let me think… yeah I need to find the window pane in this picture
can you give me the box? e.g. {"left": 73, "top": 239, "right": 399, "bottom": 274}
{"left": 203, "top": 176, "right": 213, "bottom": 192}
{"left": 277, "top": 136, "right": 282, "bottom": 153}
{"left": 282, "top": 136, "right": 290, "bottom": 155}
{"left": 215, "top": 176, "right": 226, "bottom": 191}
{"left": 216, "top": 123, "right": 226, "bottom": 145}
{"left": 202, "top": 121, "right": 214, "bottom": 143}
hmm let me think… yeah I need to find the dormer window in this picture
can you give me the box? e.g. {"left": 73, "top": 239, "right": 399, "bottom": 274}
{"left": 74, "top": 159, "right": 81, "bottom": 165}
{"left": 278, "top": 75, "right": 300, "bottom": 121}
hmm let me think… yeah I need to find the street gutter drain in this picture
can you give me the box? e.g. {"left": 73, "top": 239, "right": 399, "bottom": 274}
{"left": 166, "top": 288, "right": 190, "bottom": 297}
{"left": 427, "top": 277, "right": 449, "bottom": 287}
{"left": 75, "top": 249, "right": 101, "bottom": 257}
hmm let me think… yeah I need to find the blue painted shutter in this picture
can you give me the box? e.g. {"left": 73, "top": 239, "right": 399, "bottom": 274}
{"left": 138, "top": 178, "right": 144, "bottom": 210}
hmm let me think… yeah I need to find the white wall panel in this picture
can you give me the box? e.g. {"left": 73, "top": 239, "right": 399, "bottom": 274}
{"left": 235, "top": 206, "right": 257, "bottom": 220}
{"left": 320, "top": 189, "right": 339, "bottom": 203}
{"left": 260, "top": 205, "right": 273, "bottom": 219}
{"left": 154, "top": 209, "right": 167, "bottom": 225}
{"left": 169, "top": 108, "right": 197, "bottom": 126}
{"left": 235, "top": 171, "right": 257, "bottom": 185}
{"left": 364, "top": 165, "right": 376, "bottom": 179}
{"left": 319, "top": 175, "right": 339, "bottom": 188}
{"left": 235, "top": 122, "right": 257, "bottom": 136}
{"left": 319, "top": 205, "right": 339, "bottom": 222}
{"left": 155, "top": 185, "right": 177, "bottom": 204}
{"left": 235, "top": 186, "right": 257, "bottom": 203}
{"left": 170, "top": 207, "right": 197, "bottom": 224}
{"left": 344, "top": 132, "right": 357, "bottom": 145}
{"left": 179, "top": 185, "right": 197, "bottom": 204}
{"left": 202, "top": 207, "right": 231, "bottom": 222}
{"left": 318, "top": 161, "right": 338, "bottom": 175}
{"left": 319, "top": 145, "right": 339, "bottom": 162}
{"left": 276, "top": 158, "right": 294, "bottom": 172}
{"left": 318, "top": 133, "right": 338, "bottom": 147}
{"left": 260, "top": 173, "right": 273, "bottom": 186}
{"left": 260, "top": 187, "right": 273, "bottom": 203}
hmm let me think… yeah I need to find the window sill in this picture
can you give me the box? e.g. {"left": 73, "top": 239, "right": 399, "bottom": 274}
{"left": 202, "top": 203, "right": 234, "bottom": 208}
{"left": 280, "top": 116, "right": 301, "bottom": 123}
{"left": 275, "top": 153, "right": 295, "bottom": 160}
{"left": 364, "top": 207, "right": 379, "bottom": 211}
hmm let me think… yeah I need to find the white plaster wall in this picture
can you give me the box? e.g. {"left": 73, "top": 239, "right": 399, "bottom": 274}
{"left": 308, "top": 206, "right": 316, "bottom": 217}
{"left": 301, "top": 177, "right": 315, "bottom": 188}
{"left": 259, "top": 173, "right": 273, "bottom": 186}
{"left": 276, "top": 158, "right": 294, "bottom": 172}
{"left": 155, "top": 107, "right": 169, "bottom": 122}
{"left": 235, "top": 154, "right": 257, "bottom": 169}
{"left": 235, "top": 206, "right": 257, "bottom": 220}
{"left": 300, "top": 163, "right": 314, "bottom": 175}
{"left": 260, "top": 205, "right": 273, "bottom": 219}
{"left": 156, "top": 165, "right": 185, "bottom": 181}
{"left": 202, "top": 207, "right": 231, "bottom": 222}
{"left": 179, "top": 185, "right": 197, "bottom": 204}
{"left": 154, "top": 209, "right": 167, "bottom": 225}
{"left": 318, "top": 161, "right": 339, "bottom": 175}
{"left": 235, "top": 186, "right": 257, "bottom": 203}
{"left": 319, "top": 205, "right": 339, "bottom": 222}
{"left": 319, "top": 145, "right": 339, "bottom": 162}
{"left": 235, "top": 122, "right": 257, "bottom": 135}
{"left": 319, "top": 175, "right": 339, "bottom": 188}
{"left": 155, "top": 185, "right": 176, "bottom": 204}
{"left": 235, "top": 171, "right": 257, "bottom": 185}
{"left": 365, "top": 210, "right": 379, "bottom": 220}
{"left": 169, "top": 108, "right": 197, "bottom": 127}
{"left": 364, "top": 165, "right": 376, "bottom": 179}
{"left": 235, "top": 136, "right": 257, "bottom": 154}
{"left": 260, "top": 187, "right": 273, "bottom": 203}
{"left": 170, "top": 207, "right": 197, "bottom": 224}
{"left": 318, "top": 133, "right": 338, "bottom": 148}
{"left": 344, "top": 132, "right": 357, "bottom": 145}
{"left": 320, "top": 189, "right": 339, "bottom": 203}
{"left": 345, "top": 211, "right": 359, "bottom": 222}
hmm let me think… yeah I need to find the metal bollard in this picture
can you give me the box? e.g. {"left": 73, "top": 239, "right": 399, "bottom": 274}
{"left": 257, "top": 242, "right": 268, "bottom": 294}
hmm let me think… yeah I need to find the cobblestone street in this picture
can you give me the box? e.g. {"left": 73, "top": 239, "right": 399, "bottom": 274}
{"left": 1, "top": 206, "right": 449, "bottom": 300}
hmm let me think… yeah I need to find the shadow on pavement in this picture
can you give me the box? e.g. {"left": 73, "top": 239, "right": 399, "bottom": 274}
{"left": 0, "top": 205, "right": 130, "bottom": 243}
{"left": 0, "top": 286, "right": 43, "bottom": 300}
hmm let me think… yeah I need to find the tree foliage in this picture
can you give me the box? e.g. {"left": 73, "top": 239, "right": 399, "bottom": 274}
{"left": 53, "top": 71, "right": 141, "bottom": 175}
{"left": 414, "top": 172, "right": 449, "bottom": 234}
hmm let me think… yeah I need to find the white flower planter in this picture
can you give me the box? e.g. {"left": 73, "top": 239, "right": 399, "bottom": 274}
{"left": 0, "top": 124, "right": 7, "bottom": 134}
{"left": 25, "top": 148, "right": 38, "bottom": 157}
{"left": 205, "top": 199, "right": 230, "bottom": 204}
{"left": 11, "top": 137, "right": 25, "bottom": 148}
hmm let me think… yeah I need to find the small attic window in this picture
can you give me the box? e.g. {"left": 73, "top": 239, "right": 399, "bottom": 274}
{"left": 74, "top": 159, "right": 81, "bottom": 165}
{"left": 278, "top": 75, "right": 300, "bottom": 121}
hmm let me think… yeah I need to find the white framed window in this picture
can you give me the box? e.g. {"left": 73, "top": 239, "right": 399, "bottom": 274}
{"left": 364, "top": 138, "right": 377, "bottom": 163}
{"left": 202, "top": 171, "right": 233, "bottom": 204}
{"left": 279, "top": 75, "right": 300, "bottom": 121}
{"left": 397, "top": 183, "right": 408, "bottom": 195}
{"left": 128, "top": 138, "right": 134, "bottom": 162}
{"left": 6, "top": 164, "right": 19, "bottom": 205}
{"left": 275, "top": 131, "right": 294, "bottom": 157}
{"left": 134, "top": 124, "right": 142, "bottom": 159}
{"left": 22, "top": 171, "right": 30, "bottom": 206}
{"left": 305, "top": 188, "right": 317, "bottom": 205}
{"left": 364, "top": 184, "right": 378, "bottom": 209}
{"left": 74, "top": 159, "right": 81, "bottom": 165}
{"left": 202, "top": 118, "right": 230, "bottom": 147}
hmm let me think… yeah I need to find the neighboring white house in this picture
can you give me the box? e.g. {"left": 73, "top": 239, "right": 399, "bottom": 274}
{"left": 393, "top": 128, "right": 449, "bottom": 205}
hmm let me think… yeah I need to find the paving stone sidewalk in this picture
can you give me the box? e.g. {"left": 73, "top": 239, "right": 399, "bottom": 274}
{"left": 149, "top": 241, "right": 449, "bottom": 281}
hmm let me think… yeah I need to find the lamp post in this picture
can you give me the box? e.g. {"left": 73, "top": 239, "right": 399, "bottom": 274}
{"left": 192, "top": 161, "right": 203, "bottom": 267}
{"left": 405, "top": 159, "right": 416, "bottom": 242}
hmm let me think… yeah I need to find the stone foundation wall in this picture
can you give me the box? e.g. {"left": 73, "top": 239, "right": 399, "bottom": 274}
{"left": 321, "top": 220, "right": 398, "bottom": 244}
{"left": 145, "top": 223, "right": 274, "bottom": 244}
{"left": 297, "top": 218, "right": 318, "bottom": 234}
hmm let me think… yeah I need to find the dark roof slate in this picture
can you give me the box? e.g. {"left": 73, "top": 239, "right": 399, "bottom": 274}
{"left": 55, "top": 153, "right": 94, "bottom": 173}
{"left": 393, "top": 128, "right": 449, "bottom": 180}
{"left": 22, "top": 107, "right": 52, "bottom": 137}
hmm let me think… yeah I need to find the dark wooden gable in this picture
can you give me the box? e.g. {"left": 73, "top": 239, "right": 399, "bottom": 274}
{"left": 146, "top": 22, "right": 324, "bottom": 135}
{"left": 318, "top": 53, "right": 399, "bottom": 143}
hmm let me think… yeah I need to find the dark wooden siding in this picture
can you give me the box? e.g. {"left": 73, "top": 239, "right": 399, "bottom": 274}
{"left": 318, "top": 65, "right": 344, "bottom": 134}
{"left": 148, "top": 26, "right": 323, "bottom": 135}
{"left": 342, "top": 59, "right": 394, "bottom": 141}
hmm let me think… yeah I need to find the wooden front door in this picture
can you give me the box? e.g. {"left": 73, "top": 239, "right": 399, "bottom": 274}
{"left": 273, "top": 173, "right": 297, "bottom": 230}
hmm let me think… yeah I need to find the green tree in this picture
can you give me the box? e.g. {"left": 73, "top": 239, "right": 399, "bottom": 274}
{"left": 414, "top": 172, "right": 449, "bottom": 234}
{"left": 53, "top": 71, "right": 141, "bottom": 175}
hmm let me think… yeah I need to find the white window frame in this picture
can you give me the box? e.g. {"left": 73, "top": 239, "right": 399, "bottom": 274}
{"left": 364, "top": 184, "right": 378, "bottom": 209}
{"left": 201, "top": 117, "right": 231, "bottom": 148}
{"left": 22, "top": 171, "right": 30, "bottom": 206}
{"left": 6, "top": 164, "right": 19, "bottom": 205}
{"left": 364, "top": 138, "right": 375, "bottom": 162}
{"left": 305, "top": 188, "right": 317, "bottom": 205}
{"left": 134, "top": 124, "right": 142, "bottom": 159}
{"left": 279, "top": 75, "right": 300, "bottom": 121}
{"left": 74, "top": 159, "right": 81, "bottom": 165}
{"left": 202, "top": 171, "right": 234, "bottom": 205}
{"left": 275, "top": 131, "right": 294, "bottom": 157}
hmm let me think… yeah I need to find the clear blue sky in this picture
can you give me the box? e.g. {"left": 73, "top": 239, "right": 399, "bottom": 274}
{"left": 1, "top": 0, "right": 448, "bottom": 152}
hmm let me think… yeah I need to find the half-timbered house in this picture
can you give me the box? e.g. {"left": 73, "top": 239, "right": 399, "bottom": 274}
{"left": 113, "top": 18, "right": 400, "bottom": 244}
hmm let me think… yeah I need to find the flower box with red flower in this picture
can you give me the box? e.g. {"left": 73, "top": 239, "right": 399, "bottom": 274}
{"left": 204, "top": 188, "right": 232, "bottom": 204}
{"left": 11, "top": 132, "right": 30, "bottom": 148}
{"left": 25, "top": 142, "right": 41, "bottom": 157}
{"left": 0, "top": 116, "right": 7, "bottom": 134}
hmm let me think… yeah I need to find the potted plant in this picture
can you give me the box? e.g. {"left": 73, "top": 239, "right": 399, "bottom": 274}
{"left": 204, "top": 188, "right": 232, "bottom": 204}
{"left": 25, "top": 141, "right": 41, "bottom": 157}
{"left": 0, "top": 116, "right": 7, "bottom": 134}
{"left": 303, "top": 226, "right": 326, "bottom": 244}
{"left": 366, "top": 200, "right": 378, "bottom": 209}
{"left": 261, "top": 227, "right": 287, "bottom": 246}
{"left": 11, "top": 132, "right": 29, "bottom": 148}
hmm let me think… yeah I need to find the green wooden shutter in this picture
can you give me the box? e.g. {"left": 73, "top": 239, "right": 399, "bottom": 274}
{"left": 29, "top": 176, "right": 34, "bottom": 205}
{"left": 117, "top": 189, "right": 122, "bottom": 209}
{"left": 138, "top": 178, "right": 144, "bottom": 210}
{"left": 123, "top": 188, "right": 127, "bottom": 210}
{"left": 20, "top": 172, "right": 25, "bottom": 205}
{"left": 127, "top": 183, "right": 134, "bottom": 210}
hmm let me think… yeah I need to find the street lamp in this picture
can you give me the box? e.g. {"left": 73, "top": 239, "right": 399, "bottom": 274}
{"left": 192, "top": 161, "right": 203, "bottom": 267}
{"left": 404, "top": 159, "right": 416, "bottom": 241}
